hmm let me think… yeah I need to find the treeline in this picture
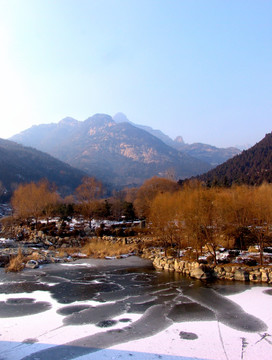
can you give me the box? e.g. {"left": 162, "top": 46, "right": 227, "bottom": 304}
{"left": 7, "top": 176, "right": 272, "bottom": 266}
{"left": 9, "top": 176, "right": 179, "bottom": 223}
{"left": 10, "top": 177, "right": 135, "bottom": 223}
{"left": 148, "top": 181, "right": 272, "bottom": 265}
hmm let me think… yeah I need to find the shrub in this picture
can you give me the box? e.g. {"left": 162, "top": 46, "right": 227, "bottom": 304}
{"left": 82, "top": 238, "right": 137, "bottom": 258}
{"left": 166, "top": 247, "right": 178, "bottom": 257}
{"left": 206, "top": 255, "right": 214, "bottom": 264}
{"left": 5, "top": 248, "right": 25, "bottom": 272}
{"left": 243, "top": 258, "right": 258, "bottom": 266}
{"left": 95, "top": 227, "right": 105, "bottom": 238}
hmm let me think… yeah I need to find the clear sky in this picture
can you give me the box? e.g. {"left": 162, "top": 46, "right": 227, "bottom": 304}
{"left": 0, "top": 0, "right": 271, "bottom": 148}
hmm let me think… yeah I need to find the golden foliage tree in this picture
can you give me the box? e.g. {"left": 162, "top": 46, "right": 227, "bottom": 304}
{"left": 11, "top": 179, "right": 60, "bottom": 223}
{"left": 148, "top": 180, "right": 272, "bottom": 265}
{"left": 250, "top": 183, "right": 272, "bottom": 265}
{"left": 178, "top": 182, "right": 222, "bottom": 264}
{"left": 216, "top": 185, "right": 253, "bottom": 249}
{"left": 179, "top": 182, "right": 206, "bottom": 260}
{"left": 148, "top": 192, "right": 181, "bottom": 254}
{"left": 134, "top": 176, "right": 179, "bottom": 219}
{"left": 75, "top": 177, "right": 103, "bottom": 218}
{"left": 198, "top": 187, "right": 222, "bottom": 264}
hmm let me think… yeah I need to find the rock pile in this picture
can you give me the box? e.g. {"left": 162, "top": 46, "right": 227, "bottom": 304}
{"left": 153, "top": 256, "right": 272, "bottom": 283}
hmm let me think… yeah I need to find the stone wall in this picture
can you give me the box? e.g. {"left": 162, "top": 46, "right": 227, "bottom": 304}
{"left": 153, "top": 256, "right": 272, "bottom": 283}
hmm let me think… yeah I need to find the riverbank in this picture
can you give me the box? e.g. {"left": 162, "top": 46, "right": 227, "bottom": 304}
{"left": 153, "top": 255, "right": 272, "bottom": 283}
{"left": 2, "top": 235, "right": 272, "bottom": 284}
{"left": 0, "top": 235, "right": 142, "bottom": 270}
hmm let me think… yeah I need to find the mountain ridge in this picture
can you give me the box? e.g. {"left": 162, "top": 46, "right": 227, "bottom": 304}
{"left": 0, "top": 138, "right": 86, "bottom": 199}
{"left": 112, "top": 112, "right": 240, "bottom": 165}
{"left": 11, "top": 114, "right": 212, "bottom": 188}
{"left": 196, "top": 132, "right": 272, "bottom": 186}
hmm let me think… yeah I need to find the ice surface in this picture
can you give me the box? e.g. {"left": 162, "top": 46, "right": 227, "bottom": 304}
{"left": 0, "top": 259, "right": 271, "bottom": 360}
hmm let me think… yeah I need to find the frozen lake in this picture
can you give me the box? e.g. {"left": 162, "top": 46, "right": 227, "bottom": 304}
{"left": 0, "top": 256, "right": 271, "bottom": 360}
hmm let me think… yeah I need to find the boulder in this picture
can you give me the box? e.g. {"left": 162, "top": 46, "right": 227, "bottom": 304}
{"left": 190, "top": 267, "right": 211, "bottom": 280}
{"left": 249, "top": 270, "right": 262, "bottom": 282}
{"left": 261, "top": 271, "right": 269, "bottom": 283}
{"left": 164, "top": 261, "right": 175, "bottom": 271}
{"left": 84, "top": 226, "right": 92, "bottom": 236}
{"left": 25, "top": 260, "right": 39, "bottom": 269}
{"left": 234, "top": 269, "right": 249, "bottom": 281}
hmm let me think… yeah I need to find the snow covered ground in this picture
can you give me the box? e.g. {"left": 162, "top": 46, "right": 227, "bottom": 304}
{"left": 0, "top": 259, "right": 271, "bottom": 360}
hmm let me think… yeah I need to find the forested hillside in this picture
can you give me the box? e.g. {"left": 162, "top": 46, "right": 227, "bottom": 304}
{"left": 0, "top": 138, "right": 86, "bottom": 200}
{"left": 197, "top": 133, "right": 272, "bottom": 186}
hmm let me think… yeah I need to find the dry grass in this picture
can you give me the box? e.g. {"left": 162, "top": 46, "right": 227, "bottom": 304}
{"left": 25, "top": 251, "right": 43, "bottom": 262}
{"left": 82, "top": 238, "right": 137, "bottom": 258}
{"left": 55, "top": 247, "right": 81, "bottom": 257}
{"left": 5, "top": 248, "right": 25, "bottom": 272}
{"left": 6, "top": 249, "right": 46, "bottom": 272}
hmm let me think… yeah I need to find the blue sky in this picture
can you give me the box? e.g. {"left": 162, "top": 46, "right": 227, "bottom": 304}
{"left": 0, "top": 0, "right": 271, "bottom": 148}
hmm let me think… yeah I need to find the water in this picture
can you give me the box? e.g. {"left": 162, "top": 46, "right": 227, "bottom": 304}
{"left": 0, "top": 257, "right": 271, "bottom": 360}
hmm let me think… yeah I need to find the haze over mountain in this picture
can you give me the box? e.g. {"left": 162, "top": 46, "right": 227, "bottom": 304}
{"left": 113, "top": 113, "right": 240, "bottom": 166}
{"left": 0, "top": 138, "right": 86, "bottom": 199}
{"left": 172, "top": 142, "right": 240, "bottom": 167}
{"left": 113, "top": 113, "right": 176, "bottom": 150}
{"left": 196, "top": 132, "right": 272, "bottom": 186}
{"left": 11, "top": 114, "right": 212, "bottom": 189}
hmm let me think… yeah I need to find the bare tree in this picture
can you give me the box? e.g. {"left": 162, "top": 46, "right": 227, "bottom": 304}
{"left": 75, "top": 177, "right": 103, "bottom": 218}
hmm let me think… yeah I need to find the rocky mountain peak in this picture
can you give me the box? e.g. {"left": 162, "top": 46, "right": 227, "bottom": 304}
{"left": 113, "top": 112, "right": 130, "bottom": 123}
{"left": 84, "top": 114, "right": 115, "bottom": 128}
{"left": 59, "top": 117, "right": 79, "bottom": 126}
{"left": 174, "top": 136, "right": 185, "bottom": 144}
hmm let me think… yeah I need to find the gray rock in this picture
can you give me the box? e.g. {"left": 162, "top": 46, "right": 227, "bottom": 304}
{"left": 234, "top": 269, "right": 249, "bottom": 281}
{"left": 43, "top": 238, "right": 53, "bottom": 246}
{"left": 25, "top": 260, "right": 39, "bottom": 269}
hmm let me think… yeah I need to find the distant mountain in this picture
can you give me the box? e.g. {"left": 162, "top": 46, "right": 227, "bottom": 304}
{"left": 113, "top": 112, "right": 176, "bottom": 147}
{"left": 196, "top": 132, "right": 272, "bottom": 186}
{"left": 234, "top": 143, "right": 252, "bottom": 151}
{"left": 172, "top": 141, "right": 240, "bottom": 167}
{"left": 11, "top": 114, "right": 212, "bottom": 188}
{"left": 0, "top": 138, "right": 86, "bottom": 199}
{"left": 113, "top": 113, "right": 240, "bottom": 166}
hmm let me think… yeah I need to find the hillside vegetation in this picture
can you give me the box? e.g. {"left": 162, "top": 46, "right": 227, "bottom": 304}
{"left": 0, "top": 138, "right": 86, "bottom": 200}
{"left": 196, "top": 133, "right": 272, "bottom": 186}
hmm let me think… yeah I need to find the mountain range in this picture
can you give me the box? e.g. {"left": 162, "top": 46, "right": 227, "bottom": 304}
{"left": 10, "top": 114, "right": 213, "bottom": 189}
{"left": 113, "top": 113, "right": 240, "bottom": 166}
{"left": 3, "top": 113, "right": 271, "bottom": 195}
{"left": 10, "top": 113, "right": 242, "bottom": 189}
{"left": 0, "top": 138, "right": 86, "bottom": 199}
